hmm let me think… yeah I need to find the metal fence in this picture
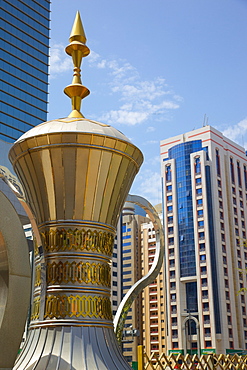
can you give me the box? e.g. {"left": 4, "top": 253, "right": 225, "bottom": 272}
{"left": 137, "top": 346, "right": 247, "bottom": 370}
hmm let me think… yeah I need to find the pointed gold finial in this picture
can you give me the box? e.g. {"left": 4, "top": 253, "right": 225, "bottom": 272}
{"left": 64, "top": 11, "right": 90, "bottom": 118}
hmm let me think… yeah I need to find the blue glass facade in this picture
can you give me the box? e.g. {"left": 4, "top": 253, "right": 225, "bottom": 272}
{"left": 168, "top": 140, "right": 202, "bottom": 277}
{"left": 1, "top": 0, "right": 50, "bottom": 142}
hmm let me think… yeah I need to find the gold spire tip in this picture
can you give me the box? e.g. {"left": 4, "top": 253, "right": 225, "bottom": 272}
{"left": 64, "top": 12, "right": 90, "bottom": 118}
{"left": 69, "top": 11, "right": 87, "bottom": 44}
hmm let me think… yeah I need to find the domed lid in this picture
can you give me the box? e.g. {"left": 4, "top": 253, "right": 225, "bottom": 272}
{"left": 15, "top": 12, "right": 131, "bottom": 146}
{"left": 16, "top": 117, "right": 131, "bottom": 143}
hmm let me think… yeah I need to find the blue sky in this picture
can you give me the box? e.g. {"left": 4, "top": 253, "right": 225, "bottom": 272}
{"left": 48, "top": 0, "right": 247, "bottom": 205}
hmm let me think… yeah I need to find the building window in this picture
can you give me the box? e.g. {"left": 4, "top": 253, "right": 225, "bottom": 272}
{"left": 205, "top": 340, "right": 212, "bottom": 348}
{"left": 166, "top": 165, "right": 172, "bottom": 182}
{"left": 196, "top": 188, "right": 202, "bottom": 195}
{"left": 230, "top": 158, "right": 235, "bottom": 184}
{"left": 198, "top": 220, "right": 204, "bottom": 228}
{"left": 237, "top": 161, "right": 242, "bottom": 188}
{"left": 168, "top": 226, "right": 174, "bottom": 234}
{"left": 201, "top": 278, "right": 207, "bottom": 286}
{"left": 200, "top": 255, "right": 206, "bottom": 261}
{"left": 167, "top": 195, "right": 172, "bottom": 202}
{"left": 171, "top": 293, "right": 176, "bottom": 301}
{"left": 195, "top": 157, "right": 201, "bottom": 174}
{"left": 197, "top": 209, "right": 203, "bottom": 217}
{"left": 216, "top": 149, "right": 221, "bottom": 176}
{"left": 170, "top": 271, "right": 175, "bottom": 278}
{"left": 168, "top": 237, "right": 174, "bottom": 245}
{"left": 244, "top": 165, "right": 247, "bottom": 190}
{"left": 167, "top": 205, "right": 173, "bottom": 212}
{"left": 171, "top": 305, "right": 177, "bottom": 313}
{"left": 197, "top": 199, "right": 203, "bottom": 206}
{"left": 199, "top": 231, "right": 205, "bottom": 239}
{"left": 172, "top": 317, "right": 177, "bottom": 324}
{"left": 199, "top": 243, "right": 206, "bottom": 251}
{"left": 170, "top": 282, "right": 176, "bottom": 289}
{"left": 196, "top": 177, "right": 202, "bottom": 185}
{"left": 168, "top": 216, "right": 173, "bottom": 224}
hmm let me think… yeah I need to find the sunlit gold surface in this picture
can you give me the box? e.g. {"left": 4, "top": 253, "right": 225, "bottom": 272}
{"left": 46, "top": 261, "right": 111, "bottom": 287}
{"left": 40, "top": 228, "right": 114, "bottom": 255}
{"left": 44, "top": 294, "right": 112, "bottom": 320}
{"left": 9, "top": 11, "right": 143, "bottom": 370}
{"left": 9, "top": 127, "right": 142, "bottom": 333}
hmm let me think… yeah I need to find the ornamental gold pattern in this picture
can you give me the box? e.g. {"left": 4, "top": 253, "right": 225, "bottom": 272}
{"left": 45, "top": 294, "right": 112, "bottom": 321}
{"left": 31, "top": 296, "right": 40, "bottom": 321}
{"left": 47, "top": 261, "right": 111, "bottom": 287}
{"left": 34, "top": 264, "right": 41, "bottom": 287}
{"left": 41, "top": 228, "right": 114, "bottom": 256}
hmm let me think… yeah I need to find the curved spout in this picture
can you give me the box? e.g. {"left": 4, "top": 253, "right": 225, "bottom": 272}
{"left": 113, "top": 194, "right": 165, "bottom": 344}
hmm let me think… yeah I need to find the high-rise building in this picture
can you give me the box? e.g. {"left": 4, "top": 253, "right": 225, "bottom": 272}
{"left": 1, "top": 0, "right": 50, "bottom": 142}
{"left": 141, "top": 205, "right": 167, "bottom": 356}
{"left": 160, "top": 125, "right": 247, "bottom": 355}
{"left": 1, "top": 0, "right": 50, "bottom": 224}
{"left": 112, "top": 202, "right": 148, "bottom": 364}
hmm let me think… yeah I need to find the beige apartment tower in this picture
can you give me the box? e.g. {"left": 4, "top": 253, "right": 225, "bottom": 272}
{"left": 160, "top": 126, "right": 247, "bottom": 355}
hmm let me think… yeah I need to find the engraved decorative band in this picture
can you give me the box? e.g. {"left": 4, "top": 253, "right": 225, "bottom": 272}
{"left": 31, "top": 296, "right": 40, "bottom": 321}
{"left": 47, "top": 261, "right": 111, "bottom": 287}
{"left": 40, "top": 228, "right": 114, "bottom": 256}
{"left": 44, "top": 294, "right": 112, "bottom": 320}
{"left": 34, "top": 264, "right": 41, "bottom": 287}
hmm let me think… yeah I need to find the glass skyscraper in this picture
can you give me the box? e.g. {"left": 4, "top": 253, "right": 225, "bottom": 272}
{"left": 1, "top": 0, "right": 50, "bottom": 142}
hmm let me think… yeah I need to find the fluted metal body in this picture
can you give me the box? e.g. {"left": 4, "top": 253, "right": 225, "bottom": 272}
{"left": 9, "top": 118, "right": 143, "bottom": 369}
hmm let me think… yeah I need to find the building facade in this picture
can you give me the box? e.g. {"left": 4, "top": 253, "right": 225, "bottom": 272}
{"left": 141, "top": 208, "right": 167, "bottom": 356}
{"left": 1, "top": 0, "right": 50, "bottom": 142}
{"left": 112, "top": 203, "right": 149, "bottom": 364}
{"left": 160, "top": 126, "right": 247, "bottom": 355}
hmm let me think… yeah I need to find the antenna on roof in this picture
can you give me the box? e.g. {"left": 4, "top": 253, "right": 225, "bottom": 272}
{"left": 203, "top": 114, "right": 209, "bottom": 127}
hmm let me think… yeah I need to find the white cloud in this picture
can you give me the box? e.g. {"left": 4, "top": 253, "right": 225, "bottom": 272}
{"left": 221, "top": 118, "right": 247, "bottom": 147}
{"left": 88, "top": 52, "right": 180, "bottom": 126}
{"left": 146, "top": 126, "right": 155, "bottom": 133}
{"left": 101, "top": 109, "right": 148, "bottom": 126}
{"left": 49, "top": 43, "right": 71, "bottom": 77}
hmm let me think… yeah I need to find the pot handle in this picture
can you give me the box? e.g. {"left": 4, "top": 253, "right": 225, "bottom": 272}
{"left": 113, "top": 194, "right": 165, "bottom": 344}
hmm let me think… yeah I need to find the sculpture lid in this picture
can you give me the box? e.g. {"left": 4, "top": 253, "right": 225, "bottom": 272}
{"left": 16, "top": 117, "right": 131, "bottom": 143}
{"left": 14, "top": 11, "right": 132, "bottom": 145}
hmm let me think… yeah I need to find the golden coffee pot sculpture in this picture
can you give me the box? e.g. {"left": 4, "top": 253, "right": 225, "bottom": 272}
{"left": 9, "top": 12, "right": 144, "bottom": 369}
